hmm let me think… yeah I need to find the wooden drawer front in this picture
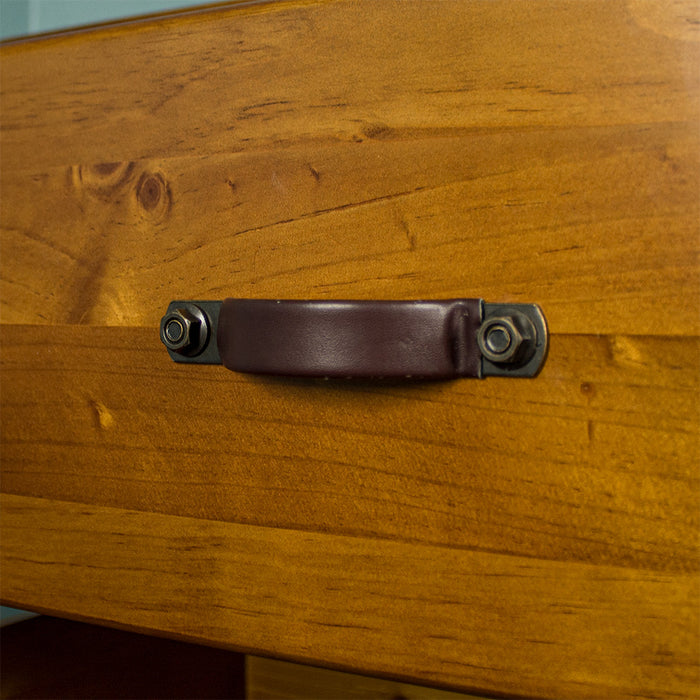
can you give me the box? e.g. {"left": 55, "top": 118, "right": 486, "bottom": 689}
{"left": 1, "top": 1, "right": 698, "bottom": 698}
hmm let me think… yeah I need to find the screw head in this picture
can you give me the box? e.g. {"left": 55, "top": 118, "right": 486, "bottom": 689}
{"left": 160, "top": 305, "right": 209, "bottom": 356}
{"left": 477, "top": 316, "right": 524, "bottom": 364}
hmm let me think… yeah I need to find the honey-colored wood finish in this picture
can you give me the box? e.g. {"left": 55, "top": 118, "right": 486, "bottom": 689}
{"left": 1, "top": 1, "right": 698, "bottom": 698}
{"left": 3, "top": 494, "right": 698, "bottom": 699}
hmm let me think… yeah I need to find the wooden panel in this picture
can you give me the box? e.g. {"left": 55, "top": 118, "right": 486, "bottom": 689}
{"left": 1, "top": 0, "right": 699, "bottom": 698}
{"left": 0, "top": 1, "right": 698, "bottom": 335}
{"left": 1, "top": 0, "right": 698, "bottom": 171}
{"left": 1, "top": 325, "right": 698, "bottom": 574}
{"left": 245, "top": 656, "right": 490, "bottom": 700}
{"left": 2, "top": 494, "right": 698, "bottom": 700}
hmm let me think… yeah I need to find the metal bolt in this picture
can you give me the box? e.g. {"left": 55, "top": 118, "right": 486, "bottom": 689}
{"left": 477, "top": 316, "right": 525, "bottom": 364}
{"left": 160, "top": 304, "right": 209, "bottom": 356}
{"left": 485, "top": 325, "right": 511, "bottom": 354}
{"left": 164, "top": 318, "right": 185, "bottom": 344}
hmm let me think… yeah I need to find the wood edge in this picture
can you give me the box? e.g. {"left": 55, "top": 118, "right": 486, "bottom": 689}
{"left": 3, "top": 492, "right": 698, "bottom": 699}
{"left": 0, "top": 0, "right": 326, "bottom": 50}
{"left": 0, "top": 604, "right": 529, "bottom": 700}
{"left": 3, "top": 491, "right": 697, "bottom": 584}
{"left": 0, "top": 594, "right": 524, "bottom": 699}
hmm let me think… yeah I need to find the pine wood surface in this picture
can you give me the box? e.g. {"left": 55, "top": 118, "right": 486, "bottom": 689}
{"left": 1, "top": 0, "right": 699, "bottom": 698}
{"left": 1, "top": 325, "right": 698, "bottom": 574}
{"left": 3, "top": 494, "right": 698, "bottom": 700}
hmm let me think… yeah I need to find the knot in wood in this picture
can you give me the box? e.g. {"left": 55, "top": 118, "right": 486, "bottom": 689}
{"left": 137, "top": 173, "right": 164, "bottom": 210}
{"left": 74, "top": 162, "right": 134, "bottom": 198}
{"left": 136, "top": 172, "right": 171, "bottom": 222}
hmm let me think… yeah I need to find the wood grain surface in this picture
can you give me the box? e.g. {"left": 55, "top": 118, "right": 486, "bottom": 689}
{"left": 1, "top": 325, "right": 698, "bottom": 574}
{"left": 1, "top": 0, "right": 699, "bottom": 698}
{"left": 3, "top": 494, "right": 698, "bottom": 700}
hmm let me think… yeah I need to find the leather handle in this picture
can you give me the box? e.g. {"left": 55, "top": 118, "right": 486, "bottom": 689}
{"left": 160, "top": 298, "right": 548, "bottom": 379}
{"left": 217, "top": 298, "right": 483, "bottom": 379}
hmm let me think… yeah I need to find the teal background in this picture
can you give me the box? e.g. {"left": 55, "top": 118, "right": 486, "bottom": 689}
{"left": 0, "top": 0, "right": 212, "bottom": 40}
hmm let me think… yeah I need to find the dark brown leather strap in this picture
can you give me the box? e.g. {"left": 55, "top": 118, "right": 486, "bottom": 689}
{"left": 216, "top": 299, "right": 483, "bottom": 378}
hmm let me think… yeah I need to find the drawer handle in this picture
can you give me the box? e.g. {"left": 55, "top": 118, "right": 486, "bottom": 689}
{"left": 160, "top": 299, "right": 548, "bottom": 379}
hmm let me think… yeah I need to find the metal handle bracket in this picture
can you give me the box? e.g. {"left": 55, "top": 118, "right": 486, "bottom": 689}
{"left": 160, "top": 298, "right": 548, "bottom": 379}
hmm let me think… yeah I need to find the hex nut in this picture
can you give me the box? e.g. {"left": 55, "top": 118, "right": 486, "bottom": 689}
{"left": 160, "top": 305, "right": 209, "bottom": 356}
{"left": 477, "top": 316, "right": 525, "bottom": 364}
